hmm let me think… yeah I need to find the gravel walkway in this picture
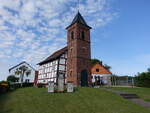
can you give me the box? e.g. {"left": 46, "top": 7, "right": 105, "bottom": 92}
{"left": 103, "top": 88, "right": 150, "bottom": 110}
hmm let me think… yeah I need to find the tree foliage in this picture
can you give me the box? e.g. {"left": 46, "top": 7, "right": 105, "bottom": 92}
{"left": 7, "top": 75, "right": 19, "bottom": 83}
{"left": 135, "top": 68, "right": 150, "bottom": 88}
{"left": 15, "top": 65, "right": 30, "bottom": 87}
{"left": 91, "top": 59, "right": 102, "bottom": 65}
{"left": 91, "top": 59, "right": 111, "bottom": 71}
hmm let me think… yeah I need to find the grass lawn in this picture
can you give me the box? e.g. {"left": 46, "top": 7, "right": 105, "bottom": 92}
{"left": 107, "top": 87, "right": 150, "bottom": 102}
{"left": 0, "top": 87, "right": 150, "bottom": 113}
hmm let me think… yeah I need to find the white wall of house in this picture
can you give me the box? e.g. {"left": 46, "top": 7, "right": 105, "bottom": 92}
{"left": 9, "top": 62, "right": 36, "bottom": 83}
{"left": 92, "top": 74, "right": 112, "bottom": 85}
{"left": 37, "top": 52, "right": 67, "bottom": 84}
{"left": 38, "top": 59, "right": 58, "bottom": 84}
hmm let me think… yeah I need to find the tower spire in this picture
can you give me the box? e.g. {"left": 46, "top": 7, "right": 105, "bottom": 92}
{"left": 66, "top": 0, "right": 91, "bottom": 29}
{"left": 66, "top": 11, "right": 92, "bottom": 29}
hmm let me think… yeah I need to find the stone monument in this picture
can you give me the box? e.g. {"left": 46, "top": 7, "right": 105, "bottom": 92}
{"left": 67, "top": 82, "right": 74, "bottom": 93}
{"left": 48, "top": 81, "right": 54, "bottom": 93}
{"left": 58, "top": 73, "right": 64, "bottom": 92}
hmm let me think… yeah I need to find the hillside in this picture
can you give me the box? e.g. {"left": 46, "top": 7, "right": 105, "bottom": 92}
{"left": 0, "top": 87, "right": 150, "bottom": 113}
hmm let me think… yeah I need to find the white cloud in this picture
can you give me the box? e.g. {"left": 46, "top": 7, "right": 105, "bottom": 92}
{"left": 0, "top": 0, "right": 116, "bottom": 80}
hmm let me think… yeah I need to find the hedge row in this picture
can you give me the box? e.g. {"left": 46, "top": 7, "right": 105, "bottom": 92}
{"left": 0, "top": 81, "right": 34, "bottom": 94}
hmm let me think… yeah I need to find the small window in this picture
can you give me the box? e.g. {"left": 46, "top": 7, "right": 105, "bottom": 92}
{"left": 71, "top": 31, "right": 74, "bottom": 40}
{"left": 96, "top": 69, "right": 99, "bottom": 72}
{"left": 81, "top": 31, "right": 85, "bottom": 40}
{"left": 25, "top": 79, "right": 30, "bottom": 83}
{"left": 26, "top": 71, "right": 31, "bottom": 77}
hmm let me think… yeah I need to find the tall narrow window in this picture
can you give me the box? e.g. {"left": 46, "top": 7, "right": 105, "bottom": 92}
{"left": 70, "top": 70, "right": 72, "bottom": 77}
{"left": 71, "top": 31, "right": 74, "bottom": 40}
{"left": 82, "top": 31, "right": 85, "bottom": 40}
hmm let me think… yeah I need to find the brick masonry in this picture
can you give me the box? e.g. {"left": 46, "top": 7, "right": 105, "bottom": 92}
{"left": 66, "top": 23, "right": 92, "bottom": 86}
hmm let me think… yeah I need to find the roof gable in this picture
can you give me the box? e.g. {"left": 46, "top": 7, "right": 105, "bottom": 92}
{"left": 38, "top": 46, "right": 68, "bottom": 65}
{"left": 9, "top": 61, "right": 36, "bottom": 72}
{"left": 91, "top": 63, "right": 112, "bottom": 74}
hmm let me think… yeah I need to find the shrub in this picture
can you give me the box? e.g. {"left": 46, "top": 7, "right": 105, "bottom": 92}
{"left": 22, "top": 83, "right": 33, "bottom": 87}
{"left": 135, "top": 69, "right": 150, "bottom": 88}
{"left": 12, "top": 83, "right": 34, "bottom": 88}
{"left": 7, "top": 75, "right": 19, "bottom": 83}
{"left": 0, "top": 81, "right": 9, "bottom": 93}
{"left": 37, "top": 83, "right": 45, "bottom": 88}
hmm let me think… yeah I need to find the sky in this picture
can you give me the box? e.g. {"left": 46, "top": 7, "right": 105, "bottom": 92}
{"left": 0, "top": 0, "right": 150, "bottom": 80}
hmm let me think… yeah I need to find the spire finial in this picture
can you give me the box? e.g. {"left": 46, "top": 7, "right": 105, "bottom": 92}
{"left": 77, "top": 0, "right": 80, "bottom": 12}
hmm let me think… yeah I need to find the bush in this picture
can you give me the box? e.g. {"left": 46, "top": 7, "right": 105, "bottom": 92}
{"left": 135, "top": 69, "right": 150, "bottom": 88}
{"left": 6, "top": 82, "right": 34, "bottom": 90}
{"left": 0, "top": 81, "right": 9, "bottom": 93}
{"left": 37, "top": 83, "right": 46, "bottom": 88}
{"left": 7, "top": 75, "right": 19, "bottom": 83}
{"left": 22, "top": 83, "right": 34, "bottom": 87}
{"left": 9, "top": 83, "right": 21, "bottom": 89}
{"left": 10, "top": 83, "right": 34, "bottom": 89}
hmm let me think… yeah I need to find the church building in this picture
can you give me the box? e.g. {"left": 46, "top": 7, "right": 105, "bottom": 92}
{"left": 37, "top": 12, "right": 92, "bottom": 87}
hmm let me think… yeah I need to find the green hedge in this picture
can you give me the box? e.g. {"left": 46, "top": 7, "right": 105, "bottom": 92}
{"left": 0, "top": 81, "right": 34, "bottom": 94}
{"left": 10, "top": 83, "right": 34, "bottom": 89}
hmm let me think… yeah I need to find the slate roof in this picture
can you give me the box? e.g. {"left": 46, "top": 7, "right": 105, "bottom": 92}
{"left": 66, "top": 11, "right": 91, "bottom": 29}
{"left": 38, "top": 46, "right": 68, "bottom": 65}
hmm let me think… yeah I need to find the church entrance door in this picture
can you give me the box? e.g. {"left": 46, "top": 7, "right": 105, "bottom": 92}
{"left": 81, "top": 70, "right": 88, "bottom": 87}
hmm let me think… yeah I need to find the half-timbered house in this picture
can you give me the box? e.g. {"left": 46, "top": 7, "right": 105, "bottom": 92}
{"left": 37, "top": 47, "right": 67, "bottom": 84}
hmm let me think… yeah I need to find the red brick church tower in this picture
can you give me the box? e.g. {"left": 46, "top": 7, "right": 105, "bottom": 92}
{"left": 66, "top": 12, "right": 92, "bottom": 86}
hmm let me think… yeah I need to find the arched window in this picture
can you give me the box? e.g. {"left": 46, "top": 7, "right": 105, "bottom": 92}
{"left": 81, "top": 31, "right": 85, "bottom": 40}
{"left": 71, "top": 31, "right": 74, "bottom": 40}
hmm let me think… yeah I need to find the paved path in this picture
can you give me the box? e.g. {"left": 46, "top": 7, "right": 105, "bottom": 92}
{"left": 103, "top": 88, "right": 150, "bottom": 110}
